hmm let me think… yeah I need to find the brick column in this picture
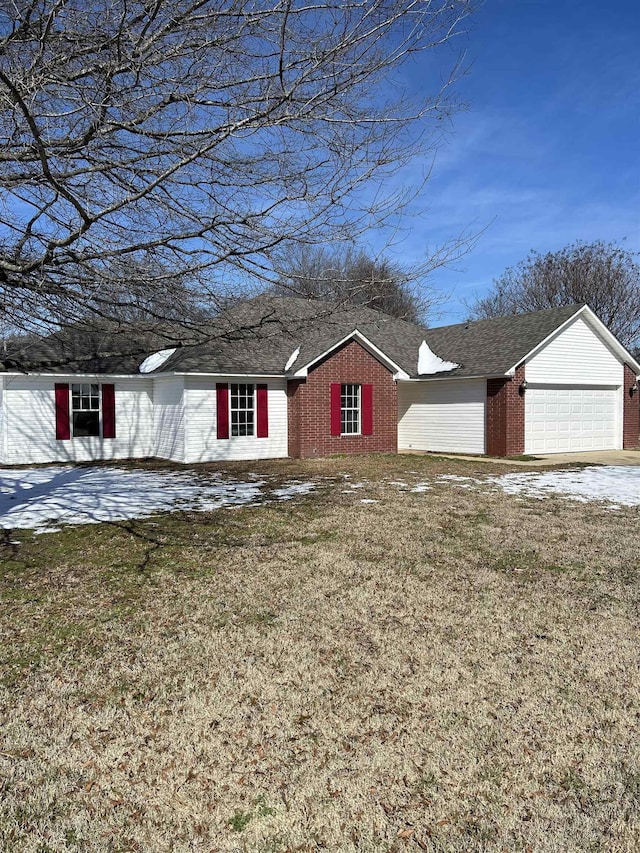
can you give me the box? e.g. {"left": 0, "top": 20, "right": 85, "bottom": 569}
{"left": 486, "top": 365, "right": 525, "bottom": 456}
{"left": 623, "top": 363, "right": 640, "bottom": 449}
{"left": 287, "top": 379, "right": 304, "bottom": 458}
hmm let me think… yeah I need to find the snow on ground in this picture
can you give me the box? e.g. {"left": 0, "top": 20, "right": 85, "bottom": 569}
{"left": 271, "top": 482, "right": 317, "bottom": 500}
{"left": 485, "top": 466, "right": 640, "bottom": 508}
{"left": 0, "top": 467, "right": 318, "bottom": 533}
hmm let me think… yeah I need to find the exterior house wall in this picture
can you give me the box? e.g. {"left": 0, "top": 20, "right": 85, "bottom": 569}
{"left": 397, "top": 379, "right": 486, "bottom": 454}
{"left": 486, "top": 365, "right": 525, "bottom": 457}
{"left": 287, "top": 340, "right": 397, "bottom": 458}
{"left": 1, "top": 374, "right": 154, "bottom": 465}
{"left": 183, "top": 376, "right": 288, "bottom": 463}
{"left": 623, "top": 363, "right": 640, "bottom": 449}
{"left": 526, "top": 316, "right": 623, "bottom": 384}
{"left": 153, "top": 376, "right": 186, "bottom": 462}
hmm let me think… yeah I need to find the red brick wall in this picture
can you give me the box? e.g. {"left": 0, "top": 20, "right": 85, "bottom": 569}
{"left": 623, "top": 363, "right": 640, "bottom": 449}
{"left": 486, "top": 365, "right": 525, "bottom": 456}
{"left": 287, "top": 339, "right": 397, "bottom": 458}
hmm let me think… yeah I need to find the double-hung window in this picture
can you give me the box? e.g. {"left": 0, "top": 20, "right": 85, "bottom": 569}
{"left": 216, "top": 382, "right": 268, "bottom": 440}
{"left": 230, "top": 383, "right": 254, "bottom": 437}
{"left": 71, "top": 383, "right": 100, "bottom": 437}
{"left": 330, "top": 382, "right": 372, "bottom": 438}
{"left": 341, "top": 383, "right": 361, "bottom": 435}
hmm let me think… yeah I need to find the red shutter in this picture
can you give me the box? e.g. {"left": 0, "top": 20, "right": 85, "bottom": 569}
{"left": 55, "top": 383, "right": 70, "bottom": 440}
{"left": 216, "top": 383, "right": 229, "bottom": 439}
{"left": 361, "top": 384, "right": 373, "bottom": 435}
{"left": 256, "top": 384, "right": 268, "bottom": 438}
{"left": 101, "top": 384, "right": 116, "bottom": 439}
{"left": 330, "top": 383, "right": 342, "bottom": 436}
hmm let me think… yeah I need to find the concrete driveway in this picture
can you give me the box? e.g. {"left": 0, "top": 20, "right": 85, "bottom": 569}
{"left": 534, "top": 449, "right": 640, "bottom": 466}
{"left": 415, "top": 449, "right": 640, "bottom": 466}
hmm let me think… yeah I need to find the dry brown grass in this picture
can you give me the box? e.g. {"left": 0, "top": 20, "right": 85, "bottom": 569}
{"left": 1, "top": 454, "right": 639, "bottom": 852}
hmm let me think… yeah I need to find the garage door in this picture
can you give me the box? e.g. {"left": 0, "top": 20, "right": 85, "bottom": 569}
{"left": 525, "top": 386, "right": 619, "bottom": 454}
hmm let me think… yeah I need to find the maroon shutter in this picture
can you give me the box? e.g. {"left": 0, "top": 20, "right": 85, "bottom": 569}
{"left": 216, "top": 383, "right": 229, "bottom": 439}
{"left": 361, "top": 384, "right": 373, "bottom": 435}
{"left": 101, "top": 384, "right": 116, "bottom": 439}
{"left": 55, "top": 383, "right": 70, "bottom": 440}
{"left": 256, "top": 384, "right": 268, "bottom": 438}
{"left": 330, "top": 383, "right": 342, "bottom": 436}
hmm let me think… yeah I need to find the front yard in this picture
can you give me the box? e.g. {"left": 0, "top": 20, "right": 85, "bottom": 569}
{"left": 1, "top": 455, "right": 638, "bottom": 851}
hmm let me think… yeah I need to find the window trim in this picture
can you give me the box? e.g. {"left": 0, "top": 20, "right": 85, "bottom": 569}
{"left": 229, "top": 382, "right": 255, "bottom": 438}
{"left": 70, "top": 382, "right": 102, "bottom": 438}
{"left": 340, "top": 383, "right": 361, "bottom": 436}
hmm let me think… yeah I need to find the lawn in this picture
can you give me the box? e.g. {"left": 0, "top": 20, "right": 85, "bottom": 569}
{"left": 0, "top": 455, "right": 638, "bottom": 852}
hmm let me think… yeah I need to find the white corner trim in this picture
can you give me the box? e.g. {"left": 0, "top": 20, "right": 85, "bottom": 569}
{"left": 292, "top": 329, "right": 409, "bottom": 380}
{"left": 506, "top": 306, "right": 640, "bottom": 375}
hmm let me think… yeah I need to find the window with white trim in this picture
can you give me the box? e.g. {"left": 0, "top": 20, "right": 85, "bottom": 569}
{"left": 71, "top": 383, "right": 100, "bottom": 437}
{"left": 341, "top": 383, "right": 361, "bottom": 435}
{"left": 230, "top": 383, "right": 254, "bottom": 436}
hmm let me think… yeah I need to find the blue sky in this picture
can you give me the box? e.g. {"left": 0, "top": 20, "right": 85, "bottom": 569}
{"left": 379, "top": 0, "right": 640, "bottom": 325}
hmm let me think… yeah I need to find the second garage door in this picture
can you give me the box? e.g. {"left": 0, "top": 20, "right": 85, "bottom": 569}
{"left": 525, "top": 386, "right": 619, "bottom": 454}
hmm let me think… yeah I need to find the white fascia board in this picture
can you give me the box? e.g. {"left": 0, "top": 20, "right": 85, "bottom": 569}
{"left": 153, "top": 371, "right": 285, "bottom": 379}
{"left": 400, "top": 373, "right": 502, "bottom": 382}
{"left": 579, "top": 308, "right": 640, "bottom": 373}
{"left": 3, "top": 370, "right": 285, "bottom": 381}
{"left": 292, "top": 329, "right": 410, "bottom": 380}
{"left": 507, "top": 305, "right": 640, "bottom": 375}
{"left": 2, "top": 371, "right": 149, "bottom": 379}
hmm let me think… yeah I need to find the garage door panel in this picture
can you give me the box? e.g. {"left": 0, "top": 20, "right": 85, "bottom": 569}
{"left": 525, "top": 386, "right": 618, "bottom": 454}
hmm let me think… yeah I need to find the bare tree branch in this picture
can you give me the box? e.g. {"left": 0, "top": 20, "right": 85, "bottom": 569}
{"left": 0, "top": 0, "right": 474, "bottom": 333}
{"left": 468, "top": 240, "right": 640, "bottom": 349}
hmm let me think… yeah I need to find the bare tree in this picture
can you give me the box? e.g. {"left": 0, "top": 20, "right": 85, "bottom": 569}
{"left": 0, "top": 0, "right": 473, "bottom": 335}
{"left": 469, "top": 241, "right": 640, "bottom": 349}
{"left": 273, "top": 244, "right": 432, "bottom": 322}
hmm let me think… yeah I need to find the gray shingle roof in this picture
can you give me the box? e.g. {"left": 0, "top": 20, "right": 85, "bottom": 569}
{"left": 159, "top": 296, "right": 584, "bottom": 378}
{"left": 1, "top": 296, "right": 586, "bottom": 379}
{"left": 0, "top": 321, "right": 179, "bottom": 374}
{"left": 422, "top": 303, "right": 585, "bottom": 378}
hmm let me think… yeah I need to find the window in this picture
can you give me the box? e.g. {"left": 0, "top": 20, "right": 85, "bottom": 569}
{"left": 71, "top": 383, "right": 100, "bottom": 437}
{"left": 230, "top": 383, "right": 254, "bottom": 436}
{"left": 341, "top": 383, "right": 361, "bottom": 435}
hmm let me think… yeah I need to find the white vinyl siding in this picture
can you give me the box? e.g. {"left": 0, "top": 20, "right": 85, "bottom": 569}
{"left": 398, "top": 379, "right": 486, "bottom": 454}
{"left": 525, "top": 386, "right": 620, "bottom": 453}
{"left": 153, "top": 376, "right": 186, "bottom": 462}
{"left": 1, "top": 375, "right": 154, "bottom": 465}
{"left": 526, "top": 316, "right": 623, "bottom": 385}
{"left": 184, "top": 376, "right": 287, "bottom": 463}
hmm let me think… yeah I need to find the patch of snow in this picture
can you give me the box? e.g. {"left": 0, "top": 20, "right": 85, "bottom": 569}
{"left": 284, "top": 346, "right": 301, "bottom": 371}
{"left": 345, "top": 482, "right": 366, "bottom": 489}
{"left": 360, "top": 499, "right": 379, "bottom": 504}
{"left": 139, "top": 348, "right": 176, "bottom": 374}
{"left": 0, "top": 467, "right": 315, "bottom": 533}
{"left": 439, "top": 474, "right": 481, "bottom": 482}
{"left": 487, "top": 466, "right": 640, "bottom": 508}
{"left": 272, "top": 482, "right": 316, "bottom": 500}
{"left": 417, "top": 340, "right": 459, "bottom": 375}
{"left": 389, "top": 481, "right": 408, "bottom": 487}
{"left": 410, "top": 483, "right": 432, "bottom": 493}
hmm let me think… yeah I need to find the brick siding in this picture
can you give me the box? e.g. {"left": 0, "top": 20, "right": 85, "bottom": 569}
{"left": 623, "top": 363, "right": 640, "bottom": 449}
{"left": 287, "top": 339, "right": 397, "bottom": 458}
{"left": 485, "top": 364, "right": 525, "bottom": 456}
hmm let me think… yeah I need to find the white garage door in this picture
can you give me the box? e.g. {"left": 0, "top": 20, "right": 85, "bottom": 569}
{"left": 525, "top": 386, "right": 619, "bottom": 454}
